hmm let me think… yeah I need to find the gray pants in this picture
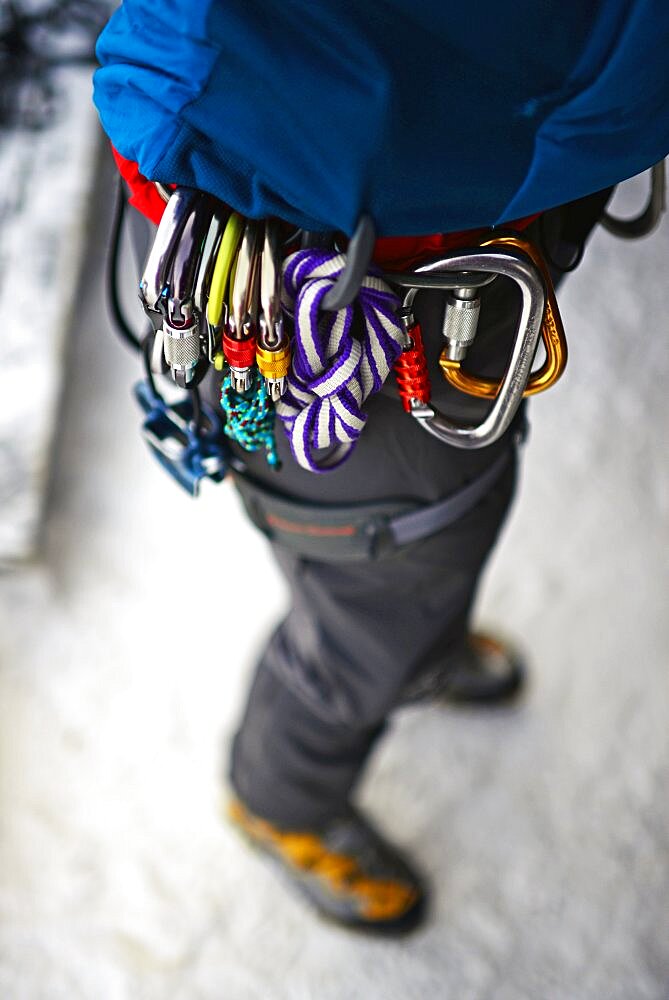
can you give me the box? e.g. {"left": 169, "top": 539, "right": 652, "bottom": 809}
{"left": 130, "top": 183, "right": 610, "bottom": 830}
{"left": 220, "top": 243, "right": 533, "bottom": 827}
{"left": 221, "top": 189, "right": 611, "bottom": 827}
{"left": 228, "top": 406, "right": 518, "bottom": 826}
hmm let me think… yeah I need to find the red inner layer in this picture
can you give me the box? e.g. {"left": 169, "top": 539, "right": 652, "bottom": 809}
{"left": 112, "top": 147, "right": 539, "bottom": 269}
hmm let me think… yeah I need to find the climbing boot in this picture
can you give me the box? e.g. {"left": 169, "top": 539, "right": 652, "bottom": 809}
{"left": 227, "top": 797, "right": 427, "bottom": 934}
{"left": 401, "top": 631, "right": 526, "bottom": 706}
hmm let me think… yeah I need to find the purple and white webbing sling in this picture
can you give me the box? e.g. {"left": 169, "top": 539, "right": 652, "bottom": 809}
{"left": 276, "top": 250, "right": 406, "bottom": 472}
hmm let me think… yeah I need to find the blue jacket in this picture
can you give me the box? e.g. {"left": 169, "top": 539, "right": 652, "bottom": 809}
{"left": 94, "top": 1, "right": 669, "bottom": 236}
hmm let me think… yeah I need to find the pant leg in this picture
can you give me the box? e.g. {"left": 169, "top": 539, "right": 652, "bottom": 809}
{"left": 229, "top": 436, "right": 517, "bottom": 827}
{"left": 216, "top": 193, "right": 612, "bottom": 828}
{"left": 225, "top": 306, "right": 522, "bottom": 827}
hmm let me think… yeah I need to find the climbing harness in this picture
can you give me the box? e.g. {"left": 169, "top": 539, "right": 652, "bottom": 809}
{"left": 601, "top": 161, "right": 666, "bottom": 240}
{"left": 234, "top": 442, "right": 517, "bottom": 562}
{"left": 110, "top": 156, "right": 665, "bottom": 517}
{"left": 130, "top": 185, "right": 568, "bottom": 478}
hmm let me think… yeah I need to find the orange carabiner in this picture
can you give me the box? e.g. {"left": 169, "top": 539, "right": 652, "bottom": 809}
{"left": 439, "top": 234, "right": 567, "bottom": 398}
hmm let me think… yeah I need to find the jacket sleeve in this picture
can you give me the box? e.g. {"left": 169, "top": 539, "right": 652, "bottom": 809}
{"left": 94, "top": 0, "right": 669, "bottom": 236}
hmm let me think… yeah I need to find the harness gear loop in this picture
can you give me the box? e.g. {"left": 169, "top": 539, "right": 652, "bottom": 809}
{"left": 601, "top": 160, "right": 666, "bottom": 240}
{"left": 320, "top": 214, "right": 377, "bottom": 311}
{"left": 439, "top": 234, "right": 568, "bottom": 399}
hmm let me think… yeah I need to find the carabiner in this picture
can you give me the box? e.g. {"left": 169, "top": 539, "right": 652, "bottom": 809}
{"left": 167, "top": 195, "right": 213, "bottom": 325}
{"left": 224, "top": 219, "right": 263, "bottom": 393}
{"left": 394, "top": 244, "right": 547, "bottom": 449}
{"left": 439, "top": 234, "right": 567, "bottom": 399}
{"left": 257, "top": 218, "right": 291, "bottom": 401}
{"left": 194, "top": 213, "right": 224, "bottom": 315}
{"left": 139, "top": 187, "right": 199, "bottom": 316}
{"left": 206, "top": 211, "right": 245, "bottom": 333}
{"left": 161, "top": 195, "right": 215, "bottom": 387}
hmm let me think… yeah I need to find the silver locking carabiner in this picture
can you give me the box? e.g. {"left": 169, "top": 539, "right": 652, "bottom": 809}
{"left": 161, "top": 195, "right": 216, "bottom": 387}
{"left": 226, "top": 219, "right": 263, "bottom": 393}
{"left": 258, "top": 219, "right": 291, "bottom": 400}
{"left": 139, "top": 187, "right": 199, "bottom": 316}
{"left": 390, "top": 245, "right": 546, "bottom": 449}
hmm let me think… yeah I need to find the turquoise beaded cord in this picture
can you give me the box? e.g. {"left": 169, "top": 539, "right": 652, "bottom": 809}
{"left": 220, "top": 372, "right": 280, "bottom": 469}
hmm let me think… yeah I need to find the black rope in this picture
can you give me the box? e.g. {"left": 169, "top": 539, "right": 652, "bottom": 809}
{"left": 140, "top": 328, "right": 161, "bottom": 401}
{"left": 189, "top": 385, "right": 205, "bottom": 434}
{"left": 107, "top": 175, "right": 148, "bottom": 353}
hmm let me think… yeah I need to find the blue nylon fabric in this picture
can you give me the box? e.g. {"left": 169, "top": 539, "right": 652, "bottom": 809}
{"left": 94, "top": 0, "right": 669, "bottom": 236}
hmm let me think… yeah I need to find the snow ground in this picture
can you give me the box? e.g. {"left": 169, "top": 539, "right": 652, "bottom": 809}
{"left": 0, "top": 160, "right": 667, "bottom": 1000}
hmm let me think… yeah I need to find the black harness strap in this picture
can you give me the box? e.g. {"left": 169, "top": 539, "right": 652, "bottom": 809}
{"left": 233, "top": 446, "right": 514, "bottom": 563}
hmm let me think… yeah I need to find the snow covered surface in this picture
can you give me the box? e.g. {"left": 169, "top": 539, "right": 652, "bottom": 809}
{"left": 0, "top": 162, "right": 667, "bottom": 999}
{"left": 0, "top": 68, "right": 100, "bottom": 562}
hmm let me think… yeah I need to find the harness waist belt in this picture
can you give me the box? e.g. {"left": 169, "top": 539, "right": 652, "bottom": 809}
{"left": 233, "top": 447, "right": 514, "bottom": 562}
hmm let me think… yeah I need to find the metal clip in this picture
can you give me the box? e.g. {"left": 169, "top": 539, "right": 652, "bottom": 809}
{"left": 257, "top": 219, "right": 291, "bottom": 401}
{"left": 439, "top": 234, "right": 567, "bottom": 400}
{"left": 194, "top": 213, "right": 224, "bottom": 316}
{"left": 224, "top": 219, "right": 262, "bottom": 393}
{"left": 206, "top": 212, "right": 245, "bottom": 365}
{"left": 139, "top": 187, "right": 199, "bottom": 318}
{"left": 161, "top": 196, "right": 215, "bottom": 387}
{"left": 391, "top": 244, "right": 548, "bottom": 449}
{"left": 441, "top": 286, "right": 481, "bottom": 362}
{"left": 134, "top": 379, "right": 229, "bottom": 496}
